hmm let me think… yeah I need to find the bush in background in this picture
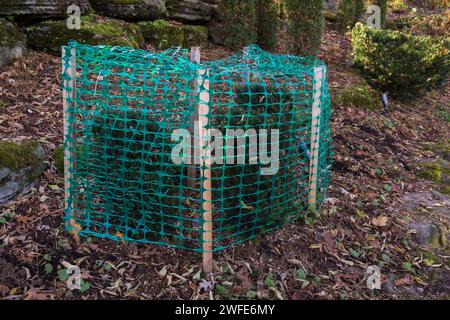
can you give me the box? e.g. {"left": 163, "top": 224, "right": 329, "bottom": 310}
{"left": 388, "top": 0, "right": 408, "bottom": 12}
{"left": 285, "top": 0, "right": 324, "bottom": 56}
{"left": 219, "top": 0, "right": 257, "bottom": 49}
{"left": 375, "top": 0, "right": 388, "bottom": 28}
{"left": 337, "top": 0, "right": 357, "bottom": 29}
{"left": 355, "top": 0, "right": 366, "bottom": 21}
{"left": 351, "top": 23, "right": 450, "bottom": 99}
{"left": 255, "top": 0, "right": 279, "bottom": 51}
{"left": 424, "top": 0, "right": 449, "bottom": 9}
{"left": 337, "top": 0, "right": 366, "bottom": 30}
{"left": 386, "top": 12, "right": 450, "bottom": 36}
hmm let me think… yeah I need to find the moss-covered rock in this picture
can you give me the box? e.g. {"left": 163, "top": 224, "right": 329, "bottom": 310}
{"left": 0, "top": 18, "right": 26, "bottom": 66}
{"left": 26, "top": 15, "right": 144, "bottom": 55}
{"left": 0, "top": 141, "right": 41, "bottom": 171}
{"left": 138, "top": 19, "right": 207, "bottom": 49}
{"left": 54, "top": 144, "right": 64, "bottom": 176}
{"left": 333, "top": 78, "right": 380, "bottom": 111}
{"left": 408, "top": 222, "right": 443, "bottom": 249}
{"left": 428, "top": 140, "right": 450, "bottom": 161}
{"left": 0, "top": 140, "right": 46, "bottom": 205}
{"left": 416, "top": 159, "right": 450, "bottom": 195}
{"left": 89, "top": 0, "right": 167, "bottom": 21}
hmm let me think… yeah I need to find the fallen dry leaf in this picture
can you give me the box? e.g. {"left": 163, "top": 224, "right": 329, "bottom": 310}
{"left": 372, "top": 216, "right": 388, "bottom": 227}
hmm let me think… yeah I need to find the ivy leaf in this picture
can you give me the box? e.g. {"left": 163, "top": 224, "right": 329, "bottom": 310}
{"left": 296, "top": 269, "right": 308, "bottom": 281}
{"left": 58, "top": 269, "right": 68, "bottom": 282}
{"left": 79, "top": 280, "right": 90, "bottom": 293}
{"left": 44, "top": 263, "right": 53, "bottom": 274}
{"left": 402, "top": 262, "right": 416, "bottom": 274}
{"left": 349, "top": 248, "right": 361, "bottom": 258}
{"left": 246, "top": 290, "right": 257, "bottom": 299}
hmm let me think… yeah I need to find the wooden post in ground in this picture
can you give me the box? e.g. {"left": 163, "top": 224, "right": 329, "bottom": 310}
{"left": 197, "top": 67, "right": 213, "bottom": 274}
{"left": 62, "top": 47, "right": 77, "bottom": 213}
{"left": 187, "top": 47, "right": 201, "bottom": 188}
{"left": 308, "top": 66, "right": 324, "bottom": 211}
{"left": 62, "top": 46, "right": 79, "bottom": 242}
{"left": 242, "top": 46, "right": 250, "bottom": 85}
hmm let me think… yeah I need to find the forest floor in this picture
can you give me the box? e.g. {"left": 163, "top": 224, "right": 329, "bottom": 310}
{"left": 0, "top": 21, "right": 449, "bottom": 300}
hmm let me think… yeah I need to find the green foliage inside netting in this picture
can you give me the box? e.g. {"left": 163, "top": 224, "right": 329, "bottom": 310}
{"left": 62, "top": 42, "right": 332, "bottom": 252}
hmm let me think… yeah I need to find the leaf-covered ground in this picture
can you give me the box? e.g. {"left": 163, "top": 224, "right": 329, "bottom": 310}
{"left": 0, "top": 23, "right": 449, "bottom": 300}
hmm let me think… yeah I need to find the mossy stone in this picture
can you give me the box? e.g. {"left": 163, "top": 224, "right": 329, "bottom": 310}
{"left": 0, "top": 140, "right": 47, "bottom": 205}
{"left": 429, "top": 140, "right": 450, "bottom": 161}
{"left": 334, "top": 78, "right": 380, "bottom": 111}
{"left": 0, "top": 141, "right": 42, "bottom": 171}
{"left": 26, "top": 15, "right": 144, "bottom": 55}
{"left": 0, "top": 18, "right": 26, "bottom": 66}
{"left": 137, "top": 20, "right": 207, "bottom": 49}
{"left": 416, "top": 159, "right": 450, "bottom": 195}
{"left": 89, "top": 0, "right": 167, "bottom": 21}
{"left": 0, "top": 18, "right": 25, "bottom": 47}
{"left": 54, "top": 145, "right": 64, "bottom": 176}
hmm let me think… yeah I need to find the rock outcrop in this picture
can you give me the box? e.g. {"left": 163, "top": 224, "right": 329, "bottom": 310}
{"left": 138, "top": 19, "right": 207, "bottom": 49}
{"left": 167, "top": 0, "right": 211, "bottom": 24}
{"left": 26, "top": 15, "right": 144, "bottom": 55}
{"left": 0, "top": 0, "right": 89, "bottom": 20}
{"left": 89, "top": 0, "right": 167, "bottom": 22}
{"left": 0, "top": 19, "right": 26, "bottom": 66}
{"left": 0, "top": 141, "right": 46, "bottom": 206}
{"left": 324, "top": 0, "right": 342, "bottom": 12}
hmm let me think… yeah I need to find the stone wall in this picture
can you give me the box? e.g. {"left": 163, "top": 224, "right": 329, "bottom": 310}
{"left": 0, "top": 0, "right": 219, "bottom": 62}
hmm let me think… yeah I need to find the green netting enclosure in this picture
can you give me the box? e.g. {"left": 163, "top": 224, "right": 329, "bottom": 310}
{"left": 62, "top": 41, "right": 332, "bottom": 253}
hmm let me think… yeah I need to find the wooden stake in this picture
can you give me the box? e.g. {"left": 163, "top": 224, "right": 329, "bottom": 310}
{"left": 197, "top": 68, "right": 213, "bottom": 274}
{"left": 242, "top": 46, "right": 250, "bottom": 85}
{"left": 63, "top": 47, "right": 79, "bottom": 243}
{"left": 308, "top": 66, "right": 324, "bottom": 210}
{"left": 187, "top": 47, "right": 201, "bottom": 188}
{"left": 62, "top": 47, "right": 77, "bottom": 213}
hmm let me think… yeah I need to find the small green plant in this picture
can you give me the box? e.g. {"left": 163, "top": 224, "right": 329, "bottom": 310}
{"left": 436, "top": 105, "right": 450, "bottom": 123}
{"left": 334, "top": 80, "right": 380, "bottom": 111}
{"left": 264, "top": 273, "right": 275, "bottom": 287}
{"left": 44, "top": 264, "right": 54, "bottom": 274}
{"left": 54, "top": 145, "right": 64, "bottom": 176}
{"left": 402, "top": 261, "right": 416, "bottom": 274}
{"left": 215, "top": 284, "right": 232, "bottom": 299}
{"left": 0, "top": 210, "right": 15, "bottom": 225}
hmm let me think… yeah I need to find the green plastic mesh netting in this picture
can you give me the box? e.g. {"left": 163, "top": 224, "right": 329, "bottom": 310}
{"left": 62, "top": 41, "right": 332, "bottom": 253}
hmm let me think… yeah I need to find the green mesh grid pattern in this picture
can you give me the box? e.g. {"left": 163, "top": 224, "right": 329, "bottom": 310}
{"left": 62, "top": 42, "right": 332, "bottom": 252}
